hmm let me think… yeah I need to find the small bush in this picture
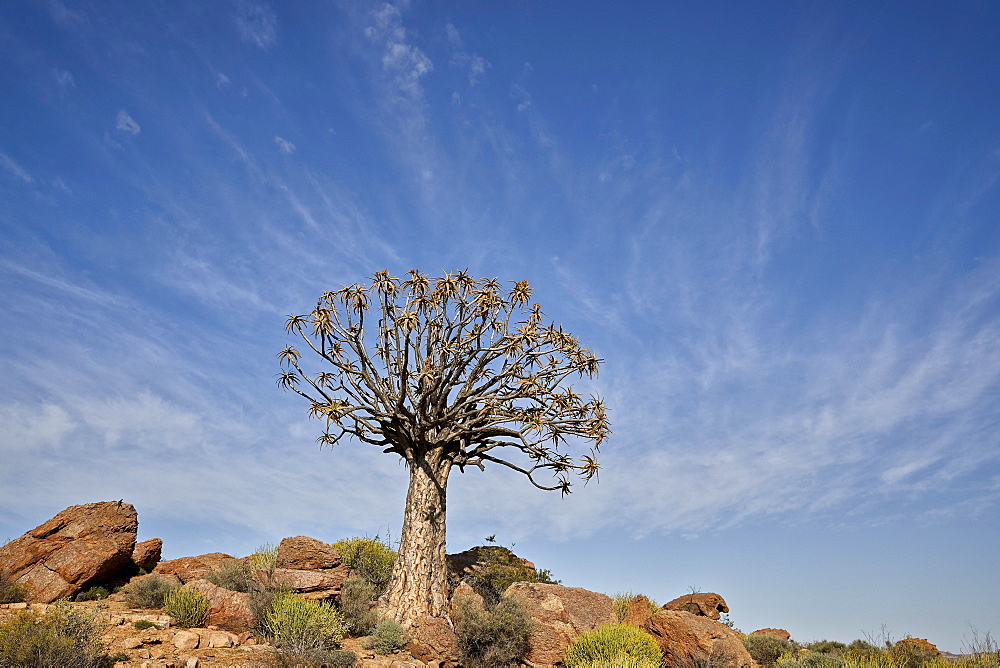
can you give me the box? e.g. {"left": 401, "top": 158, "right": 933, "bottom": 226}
{"left": 0, "top": 569, "right": 27, "bottom": 604}
{"left": 206, "top": 559, "right": 251, "bottom": 593}
{"left": 564, "top": 623, "right": 662, "bottom": 668}
{"left": 164, "top": 587, "right": 210, "bottom": 628}
{"left": 363, "top": 619, "right": 407, "bottom": 655}
{"left": 887, "top": 638, "right": 942, "bottom": 668}
{"left": 339, "top": 576, "right": 379, "bottom": 636}
{"left": 264, "top": 593, "right": 346, "bottom": 652}
{"left": 809, "top": 640, "right": 848, "bottom": 656}
{"left": 0, "top": 600, "right": 109, "bottom": 667}
{"left": 122, "top": 574, "right": 179, "bottom": 609}
{"left": 332, "top": 536, "right": 397, "bottom": 593}
{"left": 455, "top": 594, "right": 534, "bottom": 668}
{"left": 75, "top": 586, "right": 110, "bottom": 601}
{"left": 133, "top": 619, "right": 159, "bottom": 630}
{"left": 245, "top": 543, "right": 279, "bottom": 580}
{"left": 745, "top": 634, "right": 796, "bottom": 667}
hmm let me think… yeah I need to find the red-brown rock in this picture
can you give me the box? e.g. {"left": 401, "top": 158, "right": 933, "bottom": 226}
{"left": 132, "top": 538, "right": 162, "bottom": 571}
{"left": 185, "top": 579, "right": 255, "bottom": 633}
{"left": 0, "top": 501, "right": 138, "bottom": 602}
{"left": 152, "top": 553, "right": 234, "bottom": 583}
{"left": 623, "top": 594, "right": 655, "bottom": 628}
{"left": 751, "top": 628, "right": 792, "bottom": 642}
{"left": 266, "top": 567, "right": 349, "bottom": 600}
{"left": 663, "top": 592, "right": 731, "bottom": 620}
{"left": 505, "top": 582, "right": 617, "bottom": 667}
{"left": 643, "top": 610, "right": 755, "bottom": 667}
{"left": 406, "top": 615, "right": 460, "bottom": 666}
{"left": 275, "top": 535, "right": 343, "bottom": 570}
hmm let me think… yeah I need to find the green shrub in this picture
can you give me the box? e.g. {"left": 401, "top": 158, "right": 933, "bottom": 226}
{"left": 339, "top": 576, "right": 379, "bottom": 636}
{"left": 75, "top": 586, "right": 110, "bottom": 601}
{"left": 454, "top": 594, "right": 535, "bottom": 668}
{"left": 745, "top": 634, "right": 796, "bottom": 667}
{"left": 363, "top": 619, "right": 407, "bottom": 655}
{"left": 809, "top": 640, "right": 848, "bottom": 656}
{"left": 0, "top": 600, "right": 109, "bottom": 667}
{"left": 245, "top": 542, "right": 279, "bottom": 579}
{"left": 455, "top": 545, "right": 558, "bottom": 606}
{"left": 777, "top": 653, "right": 847, "bottom": 667}
{"left": 263, "top": 593, "right": 346, "bottom": 652}
{"left": 206, "top": 559, "right": 251, "bottom": 592}
{"left": 133, "top": 620, "right": 159, "bottom": 630}
{"left": 122, "top": 574, "right": 179, "bottom": 609}
{"left": 564, "top": 623, "right": 662, "bottom": 668}
{"left": 0, "top": 572, "right": 27, "bottom": 604}
{"left": 164, "top": 587, "right": 210, "bottom": 628}
{"left": 886, "top": 638, "right": 944, "bottom": 668}
{"left": 610, "top": 591, "right": 660, "bottom": 623}
{"left": 332, "top": 536, "right": 397, "bottom": 593}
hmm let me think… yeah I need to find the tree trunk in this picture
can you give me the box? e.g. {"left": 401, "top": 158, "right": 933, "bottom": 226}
{"left": 379, "top": 452, "right": 452, "bottom": 627}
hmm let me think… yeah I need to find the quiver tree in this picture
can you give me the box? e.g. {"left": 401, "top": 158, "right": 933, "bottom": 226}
{"left": 277, "top": 270, "right": 609, "bottom": 626}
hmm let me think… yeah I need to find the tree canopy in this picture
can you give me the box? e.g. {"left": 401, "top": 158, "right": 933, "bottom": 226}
{"left": 277, "top": 269, "right": 609, "bottom": 493}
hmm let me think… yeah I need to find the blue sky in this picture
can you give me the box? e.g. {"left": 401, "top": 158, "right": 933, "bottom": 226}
{"left": 2, "top": 0, "right": 998, "bottom": 653}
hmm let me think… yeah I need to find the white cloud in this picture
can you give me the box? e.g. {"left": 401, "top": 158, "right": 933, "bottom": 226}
{"left": 234, "top": 0, "right": 277, "bottom": 50}
{"left": 115, "top": 109, "right": 141, "bottom": 135}
{"left": 0, "top": 150, "right": 34, "bottom": 183}
{"left": 274, "top": 136, "right": 296, "bottom": 154}
{"left": 366, "top": 3, "right": 433, "bottom": 99}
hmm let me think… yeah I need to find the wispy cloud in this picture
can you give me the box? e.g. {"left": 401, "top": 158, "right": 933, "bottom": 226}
{"left": 365, "top": 3, "right": 433, "bottom": 101}
{"left": 274, "top": 136, "right": 296, "bottom": 154}
{"left": 234, "top": 0, "right": 277, "bottom": 50}
{"left": 0, "top": 150, "right": 34, "bottom": 184}
{"left": 115, "top": 109, "right": 141, "bottom": 135}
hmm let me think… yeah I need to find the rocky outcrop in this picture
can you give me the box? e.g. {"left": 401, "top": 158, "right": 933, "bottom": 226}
{"left": 0, "top": 501, "right": 138, "bottom": 602}
{"left": 275, "top": 535, "right": 343, "bottom": 570}
{"left": 643, "top": 610, "right": 755, "bottom": 667}
{"left": 662, "top": 592, "right": 730, "bottom": 620}
{"left": 505, "top": 582, "right": 617, "bottom": 667}
{"left": 751, "top": 628, "right": 792, "bottom": 642}
{"left": 248, "top": 536, "right": 352, "bottom": 600}
{"left": 132, "top": 538, "right": 163, "bottom": 571}
{"left": 152, "top": 553, "right": 234, "bottom": 583}
{"left": 184, "top": 579, "right": 255, "bottom": 633}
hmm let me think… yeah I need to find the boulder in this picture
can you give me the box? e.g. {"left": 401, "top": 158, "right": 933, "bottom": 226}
{"left": 662, "top": 592, "right": 730, "bottom": 620}
{"left": 643, "top": 610, "right": 755, "bottom": 667}
{"left": 132, "top": 538, "right": 163, "bottom": 571}
{"left": 266, "top": 567, "right": 348, "bottom": 600}
{"left": 184, "top": 579, "right": 255, "bottom": 633}
{"left": 751, "top": 628, "right": 792, "bottom": 642}
{"left": 623, "top": 593, "right": 655, "bottom": 628}
{"left": 152, "top": 553, "right": 234, "bottom": 583}
{"left": 406, "top": 615, "right": 460, "bottom": 666}
{"left": 505, "top": 582, "right": 617, "bottom": 667}
{"left": 275, "top": 535, "right": 343, "bottom": 570}
{"left": 0, "top": 501, "right": 138, "bottom": 602}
